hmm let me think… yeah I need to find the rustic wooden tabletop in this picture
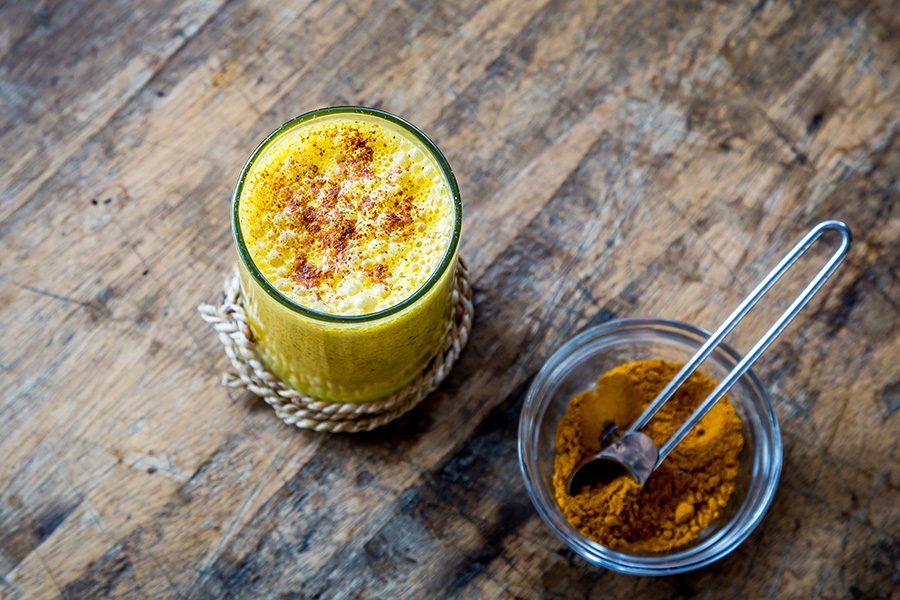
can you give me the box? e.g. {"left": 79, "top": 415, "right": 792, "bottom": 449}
{"left": 1, "top": 1, "right": 898, "bottom": 598}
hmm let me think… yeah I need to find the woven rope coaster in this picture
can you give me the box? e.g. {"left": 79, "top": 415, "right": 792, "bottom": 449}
{"left": 198, "top": 259, "right": 473, "bottom": 433}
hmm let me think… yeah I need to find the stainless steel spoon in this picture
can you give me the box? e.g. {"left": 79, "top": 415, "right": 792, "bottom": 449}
{"left": 567, "top": 220, "right": 851, "bottom": 494}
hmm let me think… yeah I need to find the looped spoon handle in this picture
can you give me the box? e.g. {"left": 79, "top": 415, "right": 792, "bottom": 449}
{"left": 568, "top": 220, "right": 851, "bottom": 492}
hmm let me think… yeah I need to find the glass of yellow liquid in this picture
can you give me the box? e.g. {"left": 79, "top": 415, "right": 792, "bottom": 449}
{"left": 232, "top": 107, "right": 462, "bottom": 402}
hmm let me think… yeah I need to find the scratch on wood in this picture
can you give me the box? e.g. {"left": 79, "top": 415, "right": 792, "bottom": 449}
{"left": 15, "top": 284, "right": 115, "bottom": 321}
{"left": 16, "top": 285, "right": 96, "bottom": 311}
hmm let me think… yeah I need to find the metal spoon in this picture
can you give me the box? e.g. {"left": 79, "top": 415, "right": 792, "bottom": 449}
{"left": 567, "top": 220, "right": 851, "bottom": 494}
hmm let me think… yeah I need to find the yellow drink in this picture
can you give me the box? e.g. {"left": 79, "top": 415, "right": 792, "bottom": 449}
{"left": 233, "top": 107, "right": 461, "bottom": 402}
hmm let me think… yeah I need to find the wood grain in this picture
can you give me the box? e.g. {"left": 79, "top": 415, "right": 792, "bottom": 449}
{"left": 0, "top": 0, "right": 897, "bottom": 598}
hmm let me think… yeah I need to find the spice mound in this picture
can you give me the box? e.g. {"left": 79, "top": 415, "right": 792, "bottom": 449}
{"left": 552, "top": 359, "right": 744, "bottom": 552}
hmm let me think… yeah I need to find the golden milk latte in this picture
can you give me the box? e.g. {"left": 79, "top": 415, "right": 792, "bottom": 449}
{"left": 233, "top": 108, "right": 461, "bottom": 402}
{"left": 239, "top": 116, "right": 455, "bottom": 315}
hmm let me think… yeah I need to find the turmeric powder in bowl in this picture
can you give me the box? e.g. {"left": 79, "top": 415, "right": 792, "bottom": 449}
{"left": 552, "top": 359, "right": 744, "bottom": 552}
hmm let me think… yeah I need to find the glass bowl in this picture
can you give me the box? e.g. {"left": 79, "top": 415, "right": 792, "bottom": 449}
{"left": 517, "top": 318, "right": 782, "bottom": 575}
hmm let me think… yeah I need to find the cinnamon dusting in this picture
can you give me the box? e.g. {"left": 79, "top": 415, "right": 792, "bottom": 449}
{"left": 238, "top": 115, "right": 454, "bottom": 315}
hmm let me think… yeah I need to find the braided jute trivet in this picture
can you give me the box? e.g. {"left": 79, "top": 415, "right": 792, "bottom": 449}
{"left": 197, "top": 259, "right": 474, "bottom": 433}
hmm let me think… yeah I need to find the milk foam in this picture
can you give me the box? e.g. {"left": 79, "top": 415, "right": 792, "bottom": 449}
{"left": 238, "top": 115, "right": 456, "bottom": 316}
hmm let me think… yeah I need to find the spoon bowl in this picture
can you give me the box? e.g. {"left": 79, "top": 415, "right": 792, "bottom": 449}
{"left": 567, "top": 431, "right": 658, "bottom": 493}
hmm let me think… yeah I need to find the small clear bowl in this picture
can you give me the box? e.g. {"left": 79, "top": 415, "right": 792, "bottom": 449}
{"left": 518, "top": 318, "right": 782, "bottom": 575}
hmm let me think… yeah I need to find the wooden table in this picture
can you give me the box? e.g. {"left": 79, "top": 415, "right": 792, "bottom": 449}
{"left": 2, "top": 1, "right": 897, "bottom": 598}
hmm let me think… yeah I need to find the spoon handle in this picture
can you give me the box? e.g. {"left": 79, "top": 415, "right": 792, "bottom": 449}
{"left": 630, "top": 220, "right": 851, "bottom": 466}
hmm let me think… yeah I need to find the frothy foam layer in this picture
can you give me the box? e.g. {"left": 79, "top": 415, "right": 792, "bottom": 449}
{"left": 238, "top": 114, "right": 455, "bottom": 316}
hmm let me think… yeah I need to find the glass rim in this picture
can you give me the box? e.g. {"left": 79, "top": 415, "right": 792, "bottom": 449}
{"left": 517, "top": 317, "right": 783, "bottom": 575}
{"left": 232, "top": 105, "right": 462, "bottom": 324}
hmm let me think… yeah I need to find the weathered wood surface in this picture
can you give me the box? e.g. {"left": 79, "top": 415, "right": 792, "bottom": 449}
{"left": 1, "top": 0, "right": 898, "bottom": 598}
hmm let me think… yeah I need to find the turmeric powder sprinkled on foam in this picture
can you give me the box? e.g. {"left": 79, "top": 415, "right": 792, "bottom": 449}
{"left": 238, "top": 116, "right": 455, "bottom": 316}
{"left": 553, "top": 359, "right": 744, "bottom": 552}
